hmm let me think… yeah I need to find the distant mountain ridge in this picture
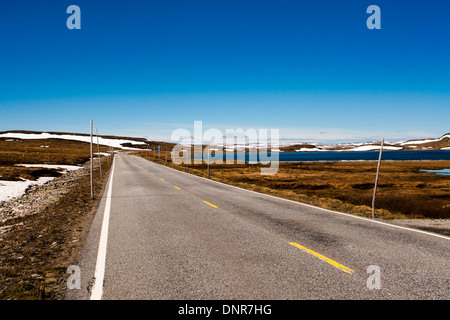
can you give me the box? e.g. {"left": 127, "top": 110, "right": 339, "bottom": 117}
{"left": 278, "top": 133, "right": 450, "bottom": 152}
{"left": 1, "top": 130, "right": 449, "bottom": 152}
{"left": 0, "top": 130, "right": 150, "bottom": 150}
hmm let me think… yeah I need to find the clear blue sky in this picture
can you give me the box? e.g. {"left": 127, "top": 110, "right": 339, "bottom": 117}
{"left": 0, "top": 0, "right": 449, "bottom": 143}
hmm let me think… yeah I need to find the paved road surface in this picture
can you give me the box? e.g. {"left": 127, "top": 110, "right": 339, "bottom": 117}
{"left": 66, "top": 153, "right": 449, "bottom": 300}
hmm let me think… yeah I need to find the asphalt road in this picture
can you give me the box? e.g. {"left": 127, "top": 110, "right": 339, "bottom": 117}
{"left": 66, "top": 153, "right": 449, "bottom": 300}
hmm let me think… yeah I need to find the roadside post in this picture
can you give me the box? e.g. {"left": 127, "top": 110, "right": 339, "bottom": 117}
{"left": 207, "top": 148, "right": 219, "bottom": 179}
{"left": 181, "top": 149, "right": 188, "bottom": 172}
{"left": 372, "top": 138, "right": 384, "bottom": 218}
{"left": 90, "top": 120, "right": 94, "bottom": 199}
{"left": 96, "top": 128, "right": 102, "bottom": 180}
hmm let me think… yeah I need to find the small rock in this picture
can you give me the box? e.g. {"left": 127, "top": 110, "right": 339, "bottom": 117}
{"left": 44, "top": 278, "right": 57, "bottom": 284}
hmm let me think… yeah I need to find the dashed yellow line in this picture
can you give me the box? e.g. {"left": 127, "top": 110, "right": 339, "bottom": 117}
{"left": 289, "top": 242, "right": 355, "bottom": 274}
{"left": 160, "top": 178, "right": 165, "bottom": 181}
{"left": 174, "top": 186, "right": 181, "bottom": 190}
{"left": 203, "top": 201, "right": 218, "bottom": 208}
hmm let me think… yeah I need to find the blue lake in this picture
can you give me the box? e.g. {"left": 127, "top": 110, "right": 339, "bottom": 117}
{"left": 420, "top": 169, "right": 450, "bottom": 176}
{"left": 195, "top": 150, "right": 450, "bottom": 162}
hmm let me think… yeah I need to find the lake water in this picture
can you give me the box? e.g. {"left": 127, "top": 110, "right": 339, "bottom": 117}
{"left": 195, "top": 150, "right": 450, "bottom": 162}
{"left": 420, "top": 169, "right": 450, "bottom": 176}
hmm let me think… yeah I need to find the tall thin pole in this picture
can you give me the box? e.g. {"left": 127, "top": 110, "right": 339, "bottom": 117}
{"left": 90, "top": 120, "right": 94, "bottom": 199}
{"left": 165, "top": 148, "right": 168, "bottom": 166}
{"left": 372, "top": 138, "right": 384, "bottom": 218}
{"left": 186, "top": 148, "right": 188, "bottom": 172}
{"left": 96, "top": 128, "right": 103, "bottom": 180}
{"left": 207, "top": 149, "right": 210, "bottom": 179}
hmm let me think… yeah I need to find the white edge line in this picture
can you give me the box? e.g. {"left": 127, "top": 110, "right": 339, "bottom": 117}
{"left": 131, "top": 155, "right": 450, "bottom": 241}
{"left": 90, "top": 156, "right": 116, "bottom": 300}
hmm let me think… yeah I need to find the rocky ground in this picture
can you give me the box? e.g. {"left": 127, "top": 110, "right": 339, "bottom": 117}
{"left": 1, "top": 164, "right": 87, "bottom": 230}
{"left": 0, "top": 158, "right": 111, "bottom": 299}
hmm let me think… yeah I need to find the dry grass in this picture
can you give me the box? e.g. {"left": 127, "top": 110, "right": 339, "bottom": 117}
{"left": 0, "top": 138, "right": 111, "bottom": 181}
{"left": 133, "top": 150, "right": 450, "bottom": 219}
{"left": 0, "top": 138, "right": 107, "bottom": 165}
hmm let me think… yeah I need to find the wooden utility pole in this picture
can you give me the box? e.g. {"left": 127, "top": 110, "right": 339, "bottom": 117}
{"left": 90, "top": 120, "right": 94, "bottom": 199}
{"left": 96, "top": 128, "right": 103, "bottom": 180}
{"left": 372, "top": 138, "right": 384, "bottom": 218}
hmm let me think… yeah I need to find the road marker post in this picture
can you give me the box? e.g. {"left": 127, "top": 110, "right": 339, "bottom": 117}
{"left": 372, "top": 138, "right": 384, "bottom": 218}
{"left": 165, "top": 148, "right": 168, "bottom": 165}
{"left": 207, "top": 148, "right": 218, "bottom": 179}
{"left": 96, "top": 128, "right": 102, "bottom": 180}
{"left": 181, "top": 149, "right": 189, "bottom": 172}
{"left": 90, "top": 120, "right": 94, "bottom": 199}
{"left": 186, "top": 148, "right": 189, "bottom": 172}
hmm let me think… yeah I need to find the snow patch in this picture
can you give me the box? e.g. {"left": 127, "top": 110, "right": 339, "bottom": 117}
{"left": 401, "top": 134, "right": 450, "bottom": 146}
{"left": 0, "top": 177, "right": 54, "bottom": 202}
{"left": 0, "top": 132, "right": 146, "bottom": 149}
{"left": 15, "top": 164, "right": 82, "bottom": 173}
{"left": 344, "top": 145, "right": 403, "bottom": 152}
{"left": 295, "top": 147, "right": 326, "bottom": 152}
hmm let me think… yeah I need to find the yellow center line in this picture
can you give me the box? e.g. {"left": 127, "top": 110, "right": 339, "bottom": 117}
{"left": 289, "top": 242, "right": 355, "bottom": 274}
{"left": 174, "top": 186, "right": 181, "bottom": 190}
{"left": 160, "top": 178, "right": 165, "bottom": 181}
{"left": 151, "top": 172, "right": 154, "bottom": 175}
{"left": 203, "top": 201, "right": 218, "bottom": 208}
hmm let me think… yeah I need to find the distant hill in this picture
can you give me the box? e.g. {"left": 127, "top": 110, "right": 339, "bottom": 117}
{"left": 0, "top": 130, "right": 151, "bottom": 150}
{"left": 281, "top": 133, "right": 450, "bottom": 152}
{"left": 1, "top": 130, "right": 449, "bottom": 152}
